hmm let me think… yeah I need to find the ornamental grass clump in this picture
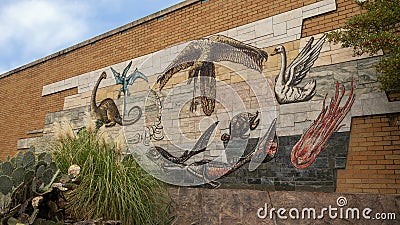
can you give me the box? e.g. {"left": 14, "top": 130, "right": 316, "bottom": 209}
{"left": 51, "top": 121, "right": 171, "bottom": 225}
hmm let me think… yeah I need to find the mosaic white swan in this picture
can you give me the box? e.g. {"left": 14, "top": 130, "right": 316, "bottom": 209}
{"left": 271, "top": 35, "right": 326, "bottom": 104}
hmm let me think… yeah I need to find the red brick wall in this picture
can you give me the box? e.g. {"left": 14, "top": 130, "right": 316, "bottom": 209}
{"left": 336, "top": 113, "right": 400, "bottom": 194}
{"left": 302, "top": 0, "right": 362, "bottom": 37}
{"left": 0, "top": 72, "right": 76, "bottom": 159}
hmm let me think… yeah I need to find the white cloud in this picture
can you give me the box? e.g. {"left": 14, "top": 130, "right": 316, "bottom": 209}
{"left": 0, "top": 0, "right": 184, "bottom": 74}
{"left": 0, "top": 0, "right": 91, "bottom": 70}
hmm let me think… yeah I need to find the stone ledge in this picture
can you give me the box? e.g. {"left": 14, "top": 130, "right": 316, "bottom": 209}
{"left": 168, "top": 187, "right": 400, "bottom": 225}
{"left": 26, "top": 129, "right": 43, "bottom": 135}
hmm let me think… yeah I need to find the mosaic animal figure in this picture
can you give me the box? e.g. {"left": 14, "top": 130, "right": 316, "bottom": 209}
{"left": 148, "top": 121, "right": 219, "bottom": 166}
{"left": 221, "top": 111, "right": 260, "bottom": 142}
{"left": 192, "top": 118, "right": 278, "bottom": 187}
{"left": 91, "top": 72, "right": 141, "bottom": 127}
{"left": 291, "top": 81, "right": 355, "bottom": 169}
{"left": 271, "top": 35, "right": 326, "bottom": 104}
{"left": 157, "top": 34, "right": 269, "bottom": 116}
{"left": 147, "top": 119, "right": 278, "bottom": 188}
{"left": 111, "top": 61, "right": 148, "bottom": 99}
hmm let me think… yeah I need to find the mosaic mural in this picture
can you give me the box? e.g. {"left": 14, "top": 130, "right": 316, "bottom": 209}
{"left": 80, "top": 33, "right": 352, "bottom": 188}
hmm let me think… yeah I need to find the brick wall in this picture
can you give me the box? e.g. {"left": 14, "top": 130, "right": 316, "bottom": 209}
{"left": 0, "top": 0, "right": 361, "bottom": 159}
{"left": 302, "top": 0, "right": 362, "bottom": 37}
{"left": 336, "top": 113, "right": 400, "bottom": 194}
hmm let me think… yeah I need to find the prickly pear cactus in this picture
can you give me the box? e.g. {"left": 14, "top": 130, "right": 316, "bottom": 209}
{"left": 42, "top": 169, "right": 55, "bottom": 187}
{"left": 0, "top": 175, "right": 13, "bottom": 215}
{"left": 24, "top": 169, "right": 35, "bottom": 184}
{"left": 0, "top": 148, "right": 66, "bottom": 224}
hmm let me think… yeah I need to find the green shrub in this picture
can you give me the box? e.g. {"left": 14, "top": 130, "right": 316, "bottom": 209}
{"left": 50, "top": 125, "right": 172, "bottom": 225}
{"left": 326, "top": 0, "right": 400, "bottom": 92}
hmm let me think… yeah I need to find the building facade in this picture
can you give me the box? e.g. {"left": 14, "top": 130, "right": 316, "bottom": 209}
{"left": 0, "top": 0, "right": 399, "bottom": 195}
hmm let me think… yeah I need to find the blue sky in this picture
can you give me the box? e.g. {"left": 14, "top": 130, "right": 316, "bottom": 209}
{"left": 0, "top": 0, "right": 183, "bottom": 74}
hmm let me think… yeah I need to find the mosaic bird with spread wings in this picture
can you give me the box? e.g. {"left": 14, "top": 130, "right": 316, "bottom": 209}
{"left": 271, "top": 35, "right": 326, "bottom": 104}
{"left": 111, "top": 61, "right": 148, "bottom": 99}
{"left": 157, "top": 35, "right": 269, "bottom": 116}
{"left": 148, "top": 121, "right": 219, "bottom": 166}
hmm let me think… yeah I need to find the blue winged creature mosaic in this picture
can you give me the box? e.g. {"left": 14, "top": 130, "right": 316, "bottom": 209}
{"left": 111, "top": 61, "right": 148, "bottom": 99}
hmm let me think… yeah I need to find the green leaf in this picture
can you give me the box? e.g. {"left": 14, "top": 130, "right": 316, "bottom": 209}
{"left": 326, "top": 0, "right": 400, "bottom": 92}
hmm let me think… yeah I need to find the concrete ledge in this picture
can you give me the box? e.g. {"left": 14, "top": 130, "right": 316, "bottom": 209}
{"left": 26, "top": 129, "right": 43, "bottom": 135}
{"left": 168, "top": 187, "right": 400, "bottom": 225}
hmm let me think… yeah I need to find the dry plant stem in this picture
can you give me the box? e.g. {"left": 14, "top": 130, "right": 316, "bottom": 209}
{"left": 291, "top": 81, "right": 355, "bottom": 169}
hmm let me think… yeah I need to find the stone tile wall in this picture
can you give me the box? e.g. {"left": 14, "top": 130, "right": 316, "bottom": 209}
{"left": 168, "top": 187, "right": 400, "bottom": 224}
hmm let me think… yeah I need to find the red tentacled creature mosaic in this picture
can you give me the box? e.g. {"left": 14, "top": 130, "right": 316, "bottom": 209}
{"left": 291, "top": 81, "right": 356, "bottom": 169}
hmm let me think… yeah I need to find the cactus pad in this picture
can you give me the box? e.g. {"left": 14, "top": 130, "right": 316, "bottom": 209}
{"left": 36, "top": 160, "right": 48, "bottom": 170}
{"left": 24, "top": 169, "right": 35, "bottom": 184}
{"left": 38, "top": 152, "right": 53, "bottom": 164}
{"left": 42, "top": 168, "right": 55, "bottom": 186}
{"left": 0, "top": 175, "right": 13, "bottom": 195}
{"left": 12, "top": 167, "right": 25, "bottom": 186}
{"left": 2, "top": 161, "right": 14, "bottom": 176}
{"left": 23, "top": 151, "right": 35, "bottom": 169}
{"left": 14, "top": 151, "right": 24, "bottom": 167}
{"left": 36, "top": 165, "right": 45, "bottom": 178}
{"left": 37, "top": 152, "right": 46, "bottom": 161}
{"left": 41, "top": 153, "right": 53, "bottom": 165}
{"left": 49, "top": 162, "right": 57, "bottom": 173}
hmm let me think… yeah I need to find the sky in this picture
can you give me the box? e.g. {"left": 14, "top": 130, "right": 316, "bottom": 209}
{"left": 0, "top": 0, "right": 183, "bottom": 74}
